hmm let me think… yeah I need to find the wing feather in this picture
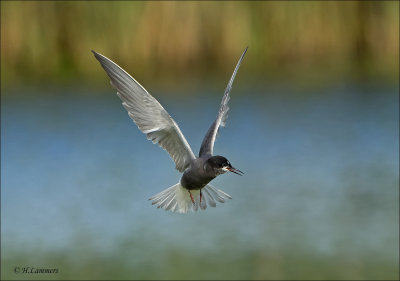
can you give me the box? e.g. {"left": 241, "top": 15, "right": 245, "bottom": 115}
{"left": 199, "top": 47, "right": 248, "bottom": 157}
{"left": 92, "top": 51, "right": 196, "bottom": 172}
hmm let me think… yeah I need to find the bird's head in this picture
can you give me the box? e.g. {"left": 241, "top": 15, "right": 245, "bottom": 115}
{"left": 204, "top": 156, "right": 243, "bottom": 176}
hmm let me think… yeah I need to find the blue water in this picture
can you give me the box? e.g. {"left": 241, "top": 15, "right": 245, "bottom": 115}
{"left": 1, "top": 82, "right": 398, "bottom": 278}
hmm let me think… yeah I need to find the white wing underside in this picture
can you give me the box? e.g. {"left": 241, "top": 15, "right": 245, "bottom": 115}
{"left": 92, "top": 51, "right": 196, "bottom": 172}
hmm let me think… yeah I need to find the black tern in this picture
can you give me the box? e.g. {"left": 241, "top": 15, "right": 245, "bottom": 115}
{"left": 92, "top": 47, "right": 247, "bottom": 213}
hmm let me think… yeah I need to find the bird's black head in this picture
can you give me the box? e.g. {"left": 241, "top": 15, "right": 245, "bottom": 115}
{"left": 204, "top": 156, "right": 243, "bottom": 176}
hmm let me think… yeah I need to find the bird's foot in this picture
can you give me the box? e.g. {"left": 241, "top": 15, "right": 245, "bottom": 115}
{"left": 188, "top": 190, "right": 195, "bottom": 205}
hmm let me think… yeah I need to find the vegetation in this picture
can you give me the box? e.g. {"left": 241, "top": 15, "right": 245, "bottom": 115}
{"left": 1, "top": 1, "right": 398, "bottom": 87}
{"left": 3, "top": 240, "right": 398, "bottom": 280}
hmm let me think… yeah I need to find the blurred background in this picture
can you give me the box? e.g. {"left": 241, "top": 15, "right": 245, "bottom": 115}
{"left": 1, "top": 1, "right": 399, "bottom": 280}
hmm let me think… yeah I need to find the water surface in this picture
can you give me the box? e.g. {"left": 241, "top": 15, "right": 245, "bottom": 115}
{"left": 1, "top": 83, "right": 398, "bottom": 279}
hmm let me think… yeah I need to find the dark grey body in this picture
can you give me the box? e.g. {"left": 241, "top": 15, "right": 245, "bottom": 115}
{"left": 180, "top": 154, "right": 237, "bottom": 190}
{"left": 181, "top": 157, "right": 214, "bottom": 190}
{"left": 181, "top": 120, "right": 219, "bottom": 190}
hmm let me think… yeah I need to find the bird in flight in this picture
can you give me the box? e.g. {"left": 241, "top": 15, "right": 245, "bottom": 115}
{"left": 92, "top": 47, "right": 247, "bottom": 213}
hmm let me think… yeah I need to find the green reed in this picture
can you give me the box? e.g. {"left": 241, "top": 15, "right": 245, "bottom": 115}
{"left": 1, "top": 1, "right": 398, "bottom": 87}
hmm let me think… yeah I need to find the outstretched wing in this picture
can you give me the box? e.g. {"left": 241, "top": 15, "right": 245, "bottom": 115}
{"left": 92, "top": 51, "right": 196, "bottom": 172}
{"left": 199, "top": 47, "right": 248, "bottom": 157}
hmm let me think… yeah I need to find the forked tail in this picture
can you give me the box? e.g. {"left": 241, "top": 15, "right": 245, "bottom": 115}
{"left": 149, "top": 182, "right": 232, "bottom": 214}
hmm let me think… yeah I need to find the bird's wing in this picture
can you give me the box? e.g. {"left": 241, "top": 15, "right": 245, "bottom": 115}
{"left": 199, "top": 47, "right": 247, "bottom": 157}
{"left": 92, "top": 51, "right": 196, "bottom": 172}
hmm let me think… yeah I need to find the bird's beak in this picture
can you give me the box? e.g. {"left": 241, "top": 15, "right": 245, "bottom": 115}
{"left": 226, "top": 166, "right": 244, "bottom": 176}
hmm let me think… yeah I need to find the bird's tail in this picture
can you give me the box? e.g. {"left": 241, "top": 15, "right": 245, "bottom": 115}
{"left": 149, "top": 182, "right": 232, "bottom": 214}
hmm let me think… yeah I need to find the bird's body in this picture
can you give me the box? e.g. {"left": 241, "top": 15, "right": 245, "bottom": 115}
{"left": 93, "top": 47, "right": 247, "bottom": 213}
{"left": 181, "top": 157, "right": 214, "bottom": 190}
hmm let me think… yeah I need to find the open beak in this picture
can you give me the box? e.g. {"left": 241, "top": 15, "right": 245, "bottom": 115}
{"left": 227, "top": 167, "right": 244, "bottom": 176}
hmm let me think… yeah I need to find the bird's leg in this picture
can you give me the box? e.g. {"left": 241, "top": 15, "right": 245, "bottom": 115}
{"left": 188, "top": 190, "right": 195, "bottom": 205}
{"left": 200, "top": 190, "right": 203, "bottom": 203}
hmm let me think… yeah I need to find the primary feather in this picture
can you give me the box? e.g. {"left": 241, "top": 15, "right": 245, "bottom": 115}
{"left": 92, "top": 51, "right": 196, "bottom": 172}
{"left": 199, "top": 47, "right": 248, "bottom": 157}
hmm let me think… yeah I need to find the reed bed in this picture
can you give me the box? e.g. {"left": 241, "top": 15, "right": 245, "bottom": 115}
{"left": 1, "top": 1, "right": 398, "bottom": 86}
